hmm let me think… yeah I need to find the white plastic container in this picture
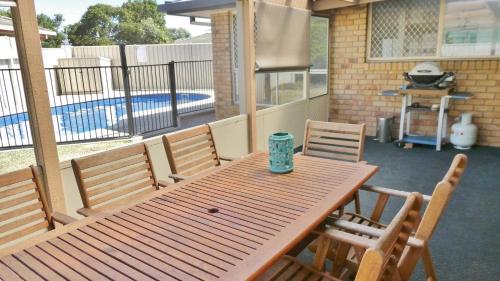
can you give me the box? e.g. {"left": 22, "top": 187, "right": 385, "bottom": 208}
{"left": 450, "top": 113, "right": 477, "bottom": 150}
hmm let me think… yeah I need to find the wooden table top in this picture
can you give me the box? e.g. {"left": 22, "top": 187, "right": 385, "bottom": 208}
{"left": 0, "top": 152, "right": 378, "bottom": 281}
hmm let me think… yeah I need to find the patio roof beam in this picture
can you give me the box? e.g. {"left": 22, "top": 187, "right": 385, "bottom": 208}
{"left": 240, "top": 0, "right": 257, "bottom": 153}
{"left": 313, "top": 0, "right": 384, "bottom": 11}
{"left": 10, "top": 0, "right": 66, "bottom": 212}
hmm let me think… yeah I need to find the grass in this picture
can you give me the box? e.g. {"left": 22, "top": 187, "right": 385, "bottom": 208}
{"left": 0, "top": 139, "right": 135, "bottom": 174}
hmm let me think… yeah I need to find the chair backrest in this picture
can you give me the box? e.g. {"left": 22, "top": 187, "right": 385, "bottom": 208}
{"left": 417, "top": 154, "right": 468, "bottom": 242}
{"left": 302, "top": 120, "right": 366, "bottom": 162}
{"left": 0, "top": 166, "right": 53, "bottom": 247}
{"left": 72, "top": 143, "right": 159, "bottom": 211}
{"left": 355, "top": 193, "right": 423, "bottom": 281}
{"left": 163, "top": 124, "right": 221, "bottom": 177}
{"left": 442, "top": 154, "right": 468, "bottom": 189}
{"left": 397, "top": 154, "right": 468, "bottom": 280}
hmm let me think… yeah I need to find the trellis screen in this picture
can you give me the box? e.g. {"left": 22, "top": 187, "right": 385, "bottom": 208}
{"left": 369, "top": 0, "right": 440, "bottom": 59}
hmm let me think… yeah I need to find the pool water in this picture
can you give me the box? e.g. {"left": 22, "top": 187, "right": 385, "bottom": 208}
{"left": 0, "top": 93, "right": 211, "bottom": 141}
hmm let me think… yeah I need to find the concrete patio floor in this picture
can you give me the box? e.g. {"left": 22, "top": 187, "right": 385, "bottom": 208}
{"left": 299, "top": 139, "right": 500, "bottom": 280}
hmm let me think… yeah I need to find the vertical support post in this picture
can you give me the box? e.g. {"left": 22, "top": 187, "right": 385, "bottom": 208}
{"left": 398, "top": 94, "right": 407, "bottom": 142}
{"left": 119, "top": 43, "right": 135, "bottom": 136}
{"left": 11, "top": 1, "right": 66, "bottom": 212}
{"left": 241, "top": 0, "right": 257, "bottom": 153}
{"left": 168, "top": 61, "right": 179, "bottom": 128}
{"left": 236, "top": 2, "right": 246, "bottom": 114}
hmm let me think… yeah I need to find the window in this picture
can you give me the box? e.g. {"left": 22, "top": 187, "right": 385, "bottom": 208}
{"left": 231, "top": 14, "right": 306, "bottom": 106}
{"left": 442, "top": 0, "right": 500, "bottom": 57}
{"left": 310, "top": 16, "right": 329, "bottom": 98}
{"left": 369, "top": 0, "right": 500, "bottom": 59}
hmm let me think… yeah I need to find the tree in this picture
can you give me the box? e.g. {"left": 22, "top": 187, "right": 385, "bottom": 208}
{"left": 0, "top": 10, "right": 66, "bottom": 48}
{"left": 115, "top": 0, "right": 171, "bottom": 44}
{"left": 67, "top": 4, "right": 119, "bottom": 46}
{"left": 67, "top": 0, "right": 189, "bottom": 46}
{"left": 37, "top": 13, "right": 65, "bottom": 48}
{"left": 168, "top": 27, "right": 190, "bottom": 41}
{"left": 0, "top": 9, "right": 10, "bottom": 18}
{"left": 116, "top": 18, "right": 170, "bottom": 44}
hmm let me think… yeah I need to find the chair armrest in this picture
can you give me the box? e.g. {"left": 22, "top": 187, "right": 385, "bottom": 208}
{"left": 331, "top": 219, "right": 424, "bottom": 248}
{"left": 323, "top": 228, "right": 377, "bottom": 249}
{"left": 168, "top": 174, "right": 188, "bottom": 181}
{"left": 332, "top": 219, "right": 385, "bottom": 238}
{"left": 77, "top": 208, "right": 100, "bottom": 217}
{"left": 51, "top": 212, "right": 78, "bottom": 225}
{"left": 362, "top": 185, "right": 432, "bottom": 202}
{"left": 157, "top": 179, "right": 170, "bottom": 188}
{"left": 219, "top": 155, "right": 238, "bottom": 161}
{"left": 359, "top": 161, "right": 368, "bottom": 165}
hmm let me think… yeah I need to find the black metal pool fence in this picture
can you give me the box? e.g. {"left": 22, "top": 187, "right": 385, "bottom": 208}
{"left": 0, "top": 49, "right": 214, "bottom": 149}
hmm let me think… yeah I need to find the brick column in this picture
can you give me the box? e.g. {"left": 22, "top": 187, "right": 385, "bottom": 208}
{"left": 211, "top": 12, "right": 240, "bottom": 120}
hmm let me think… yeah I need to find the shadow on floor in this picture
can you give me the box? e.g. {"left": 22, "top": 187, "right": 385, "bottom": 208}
{"left": 299, "top": 139, "right": 500, "bottom": 280}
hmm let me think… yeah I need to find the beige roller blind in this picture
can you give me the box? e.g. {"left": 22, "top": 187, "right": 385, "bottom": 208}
{"left": 255, "top": 1, "right": 311, "bottom": 71}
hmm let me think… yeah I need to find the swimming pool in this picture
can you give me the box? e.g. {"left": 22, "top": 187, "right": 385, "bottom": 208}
{"left": 0, "top": 93, "right": 212, "bottom": 146}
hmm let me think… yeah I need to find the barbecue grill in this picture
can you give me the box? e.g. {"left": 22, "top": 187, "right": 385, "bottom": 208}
{"left": 403, "top": 62, "right": 455, "bottom": 89}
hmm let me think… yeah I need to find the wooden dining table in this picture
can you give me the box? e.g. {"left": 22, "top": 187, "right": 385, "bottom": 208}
{"left": 0, "top": 152, "right": 378, "bottom": 281}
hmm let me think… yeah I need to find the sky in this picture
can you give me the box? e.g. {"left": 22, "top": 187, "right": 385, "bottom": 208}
{"left": 33, "top": 0, "right": 211, "bottom": 37}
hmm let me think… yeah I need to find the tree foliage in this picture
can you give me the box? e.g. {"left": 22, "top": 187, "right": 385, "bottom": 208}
{"left": 66, "top": 4, "right": 119, "bottom": 46}
{"left": 67, "top": 0, "right": 190, "bottom": 46}
{"left": 168, "top": 27, "right": 190, "bottom": 41}
{"left": 0, "top": 9, "right": 66, "bottom": 48}
{"left": 37, "top": 14, "right": 65, "bottom": 48}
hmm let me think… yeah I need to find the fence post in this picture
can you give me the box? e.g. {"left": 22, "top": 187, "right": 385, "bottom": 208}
{"left": 168, "top": 61, "right": 179, "bottom": 127}
{"left": 119, "top": 43, "right": 135, "bottom": 136}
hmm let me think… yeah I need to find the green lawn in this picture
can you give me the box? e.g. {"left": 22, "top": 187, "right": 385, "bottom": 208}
{"left": 0, "top": 139, "right": 135, "bottom": 174}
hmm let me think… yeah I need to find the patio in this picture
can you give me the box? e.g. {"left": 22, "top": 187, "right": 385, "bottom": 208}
{"left": 299, "top": 140, "right": 500, "bottom": 280}
{"left": 1, "top": 0, "right": 499, "bottom": 280}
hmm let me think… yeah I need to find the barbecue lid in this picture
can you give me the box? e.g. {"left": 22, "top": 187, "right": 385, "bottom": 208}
{"left": 408, "top": 62, "right": 444, "bottom": 76}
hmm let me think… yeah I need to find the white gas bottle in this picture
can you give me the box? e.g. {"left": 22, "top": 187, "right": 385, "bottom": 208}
{"left": 450, "top": 113, "right": 477, "bottom": 150}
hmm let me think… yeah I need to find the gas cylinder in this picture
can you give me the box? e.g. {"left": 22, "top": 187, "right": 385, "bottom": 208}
{"left": 450, "top": 113, "right": 477, "bottom": 150}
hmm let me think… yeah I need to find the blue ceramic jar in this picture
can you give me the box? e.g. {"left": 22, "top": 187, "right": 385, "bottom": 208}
{"left": 268, "top": 132, "right": 294, "bottom": 173}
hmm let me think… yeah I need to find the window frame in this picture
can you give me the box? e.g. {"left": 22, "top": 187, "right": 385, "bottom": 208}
{"left": 309, "top": 14, "right": 330, "bottom": 98}
{"left": 367, "top": 0, "right": 500, "bottom": 61}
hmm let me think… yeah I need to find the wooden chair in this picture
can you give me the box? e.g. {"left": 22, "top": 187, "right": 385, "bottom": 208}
{"left": 163, "top": 124, "right": 234, "bottom": 182}
{"left": 318, "top": 154, "right": 468, "bottom": 281}
{"left": 258, "top": 193, "right": 423, "bottom": 281}
{"left": 0, "top": 166, "right": 77, "bottom": 249}
{"left": 302, "top": 119, "right": 366, "bottom": 214}
{"left": 72, "top": 143, "right": 167, "bottom": 216}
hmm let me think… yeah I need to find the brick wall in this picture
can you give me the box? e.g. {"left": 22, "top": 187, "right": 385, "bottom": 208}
{"left": 211, "top": 12, "right": 239, "bottom": 120}
{"left": 329, "top": 5, "right": 500, "bottom": 147}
